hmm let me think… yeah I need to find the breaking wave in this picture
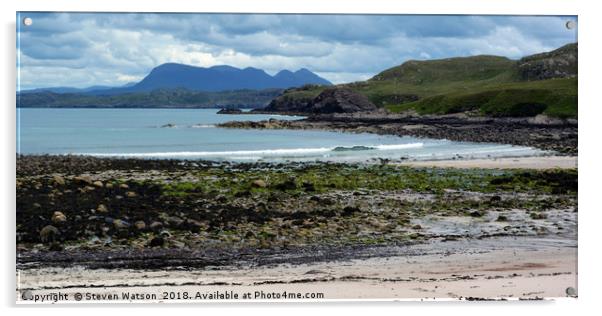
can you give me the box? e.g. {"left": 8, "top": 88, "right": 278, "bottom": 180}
{"left": 79, "top": 142, "right": 424, "bottom": 158}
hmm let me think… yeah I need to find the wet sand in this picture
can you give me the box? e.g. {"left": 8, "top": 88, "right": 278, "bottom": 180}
{"left": 397, "top": 156, "right": 577, "bottom": 170}
{"left": 16, "top": 236, "right": 577, "bottom": 302}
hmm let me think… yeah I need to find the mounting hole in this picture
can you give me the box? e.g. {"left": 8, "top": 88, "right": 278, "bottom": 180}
{"left": 566, "top": 20, "right": 576, "bottom": 30}
{"left": 23, "top": 17, "right": 32, "bottom": 26}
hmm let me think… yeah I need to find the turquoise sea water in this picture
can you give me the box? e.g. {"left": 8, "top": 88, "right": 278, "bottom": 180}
{"left": 17, "top": 108, "right": 546, "bottom": 162}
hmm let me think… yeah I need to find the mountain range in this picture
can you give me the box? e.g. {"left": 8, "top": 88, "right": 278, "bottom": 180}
{"left": 19, "top": 64, "right": 331, "bottom": 95}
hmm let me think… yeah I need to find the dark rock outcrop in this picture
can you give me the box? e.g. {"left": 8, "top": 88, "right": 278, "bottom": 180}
{"left": 518, "top": 43, "right": 577, "bottom": 81}
{"left": 262, "top": 86, "right": 378, "bottom": 114}
{"left": 261, "top": 85, "right": 320, "bottom": 113}
{"left": 262, "top": 94, "right": 314, "bottom": 113}
{"left": 308, "top": 88, "right": 378, "bottom": 114}
{"left": 217, "top": 108, "right": 242, "bottom": 114}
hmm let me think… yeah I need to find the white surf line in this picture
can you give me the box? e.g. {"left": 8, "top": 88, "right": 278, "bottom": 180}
{"left": 77, "top": 143, "right": 425, "bottom": 158}
{"left": 375, "top": 143, "right": 424, "bottom": 150}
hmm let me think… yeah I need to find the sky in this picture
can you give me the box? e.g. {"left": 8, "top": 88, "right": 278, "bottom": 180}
{"left": 16, "top": 13, "right": 577, "bottom": 90}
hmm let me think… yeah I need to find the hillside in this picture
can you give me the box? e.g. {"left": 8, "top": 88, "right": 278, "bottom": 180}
{"left": 265, "top": 43, "right": 577, "bottom": 118}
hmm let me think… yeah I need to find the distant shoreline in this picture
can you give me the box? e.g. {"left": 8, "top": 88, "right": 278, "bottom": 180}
{"left": 397, "top": 156, "right": 577, "bottom": 170}
{"left": 218, "top": 113, "right": 578, "bottom": 155}
{"left": 16, "top": 106, "right": 264, "bottom": 109}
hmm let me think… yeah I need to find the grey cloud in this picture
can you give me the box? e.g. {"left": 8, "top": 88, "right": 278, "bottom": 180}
{"left": 16, "top": 13, "right": 577, "bottom": 89}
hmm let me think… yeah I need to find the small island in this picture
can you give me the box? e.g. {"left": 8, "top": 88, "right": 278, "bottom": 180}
{"left": 216, "top": 108, "right": 243, "bottom": 114}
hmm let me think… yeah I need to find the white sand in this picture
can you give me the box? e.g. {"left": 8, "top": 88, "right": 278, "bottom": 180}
{"left": 16, "top": 238, "right": 577, "bottom": 302}
{"left": 397, "top": 156, "right": 577, "bottom": 169}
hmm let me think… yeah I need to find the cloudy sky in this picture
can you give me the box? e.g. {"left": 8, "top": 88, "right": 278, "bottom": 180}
{"left": 17, "top": 13, "right": 577, "bottom": 90}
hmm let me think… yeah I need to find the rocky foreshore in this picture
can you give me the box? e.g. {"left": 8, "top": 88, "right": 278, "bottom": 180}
{"left": 17, "top": 155, "right": 577, "bottom": 270}
{"left": 217, "top": 112, "right": 577, "bottom": 154}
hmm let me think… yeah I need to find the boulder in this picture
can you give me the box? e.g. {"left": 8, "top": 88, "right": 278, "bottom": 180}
{"left": 40, "top": 225, "right": 60, "bottom": 243}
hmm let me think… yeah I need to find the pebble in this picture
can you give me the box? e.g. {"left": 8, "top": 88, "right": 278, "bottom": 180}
{"left": 97, "top": 204, "right": 109, "bottom": 213}
{"left": 251, "top": 179, "right": 268, "bottom": 188}
{"left": 171, "top": 240, "right": 186, "bottom": 249}
{"left": 52, "top": 175, "right": 65, "bottom": 186}
{"left": 113, "top": 219, "right": 130, "bottom": 230}
{"left": 469, "top": 210, "right": 484, "bottom": 217}
{"left": 48, "top": 242, "right": 63, "bottom": 251}
{"left": 74, "top": 175, "right": 93, "bottom": 185}
{"left": 149, "top": 221, "right": 163, "bottom": 231}
{"left": 51, "top": 211, "right": 67, "bottom": 224}
{"left": 149, "top": 237, "right": 165, "bottom": 247}
{"left": 496, "top": 215, "right": 509, "bottom": 222}
{"left": 167, "top": 216, "right": 183, "bottom": 227}
{"left": 134, "top": 220, "right": 146, "bottom": 230}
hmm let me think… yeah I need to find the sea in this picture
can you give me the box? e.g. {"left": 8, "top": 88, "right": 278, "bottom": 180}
{"left": 17, "top": 108, "right": 547, "bottom": 162}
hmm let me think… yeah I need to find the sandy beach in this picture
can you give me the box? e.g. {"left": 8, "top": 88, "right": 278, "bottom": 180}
{"left": 17, "top": 236, "right": 577, "bottom": 302}
{"left": 397, "top": 156, "right": 577, "bottom": 170}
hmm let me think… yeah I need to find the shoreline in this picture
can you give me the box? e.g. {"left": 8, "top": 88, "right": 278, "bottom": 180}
{"left": 217, "top": 113, "right": 578, "bottom": 155}
{"left": 17, "top": 236, "right": 577, "bottom": 300}
{"left": 398, "top": 156, "right": 577, "bottom": 170}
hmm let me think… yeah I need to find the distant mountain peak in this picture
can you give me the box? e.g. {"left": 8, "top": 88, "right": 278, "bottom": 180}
{"left": 209, "top": 65, "right": 239, "bottom": 72}
{"left": 276, "top": 69, "right": 294, "bottom": 75}
{"left": 295, "top": 68, "right": 312, "bottom": 74}
{"left": 130, "top": 63, "right": 331, "bottom": 92}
